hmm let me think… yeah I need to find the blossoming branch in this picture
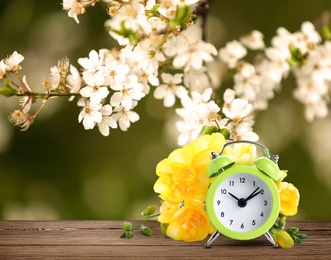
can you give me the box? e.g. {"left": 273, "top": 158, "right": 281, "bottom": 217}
{"left": 0, "top": 0, "right": 331, "bottom": 146}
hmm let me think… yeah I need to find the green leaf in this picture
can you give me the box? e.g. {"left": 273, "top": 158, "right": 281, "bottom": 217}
{"left": 286, "top": 227, "right": 299, "bottom": 234}
{"left": 145, "top": 4, "right": 160, "bottom": 18}
{"left": 0, "top": 79, "right": 17, "bottom": 97}
{"left": 296, "top": 233, "right": 308, "bottom": 240}
{"left": 321, "top": 25, "right": 331, "bottom": 40}
{"left": 108, "top": 21, "right": 139, "bottom": 45}
{"left": 160, "top": 223, "right": 169, "bottom": 238}
{"left": 169, "top": 5, "right": 192, "bottom": 30}
{"left": 288, "top": 45, "right": 304, "bottom": 66}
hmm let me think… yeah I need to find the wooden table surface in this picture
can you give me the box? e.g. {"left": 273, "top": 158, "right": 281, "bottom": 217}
{"left": 0, "top": 220, "right": 330, "bottom": 259}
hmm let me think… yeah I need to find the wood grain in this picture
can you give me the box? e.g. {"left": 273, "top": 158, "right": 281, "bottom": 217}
{"left": 0, "top": 220, "right": 330, "bottom": 259}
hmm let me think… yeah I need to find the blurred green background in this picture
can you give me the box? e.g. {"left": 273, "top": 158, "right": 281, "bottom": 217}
{"left": 0, "top": 0, "right": 330, "bottom": 220}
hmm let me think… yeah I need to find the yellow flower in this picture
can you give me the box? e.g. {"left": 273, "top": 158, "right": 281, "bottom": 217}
{"left": 277, "top": 170, "right": 288, "bottom": 182}
{"left": 154, "top": 133, "right": 225, "bottom": 242}
{"left": 159, "top": 200, "right": 213, "bottom": 242}
{"left": 272, "top": 230, "right": 294, "bottom": 249}
{"left": 277, "top": 182, "right": 300, "bottom": 216}
{"left": 154, "top": 133, "right": 226, "bottom": 203}
{"left": 223, "top": 143, "right": 257, "bottom": 165}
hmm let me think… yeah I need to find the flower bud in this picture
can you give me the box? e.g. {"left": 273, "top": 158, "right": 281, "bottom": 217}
{"left": 140, "top": 225, "right": 153, "bottom": 236}
{"left": 125, "top": 231, "right": 133, "bottom": 238}
{"left": 278, "top": 217, "right": 286, "bottom": 230}
{"left": 0, "top": 79, "right": 17, "bottom": 97}
{"left": 272, "top": 230, "right": 294, "bottom": 249}
{"left": 199, "top": 125, "right": 220, "bottom": 136}
{"left": 123, "top": 221, "right": 133, "bottom": 231}
{"left": 220, "top": 128, "right": 230, "bottom": 140}
{"left": 141, "top": 205, "right": 156, "bottom": 217}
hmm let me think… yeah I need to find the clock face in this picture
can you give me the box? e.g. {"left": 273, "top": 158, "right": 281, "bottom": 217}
{"left": 206, "top": 165, "right": 280, "bottom": 240}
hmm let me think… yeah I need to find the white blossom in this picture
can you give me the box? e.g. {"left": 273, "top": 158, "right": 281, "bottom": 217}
{"left": 110, "top": 74, "right": 145, "bottom": 110}
{"left": 62, "top": 0, "right": 86, "bottom": 24}
{"left": 228, "top": 120, "right": 259, "bottom": 141}
{"left": 219, "top": 40, "right": 247, "bottom": 69}
{"left": 233, "top": 62, "right": 260, "bottom": 102}
{"left": 111, "top": 103, "right": 140, "bottom": 131}
{"left": 67, "top": 65, "right": 82, "bottom": 101}
{"left": 3, "top": 51, "right": 24, "bottom": 73}
{"left": 78, "top": 50, "right": 103, "bottom": 72}
{"left": 104, "top": 59, "right": 129, "bottom": 85}
{"left": 175, "top": 88, "right": 226, "bottom": 145}
{"left": 240, "top": 30, "right": 265, "bottom": 50}
{"left": 80, "top": 71, "right": 109, "bottom": 104}
{"left": 98, "top": 104, "right": 117, "bottom": 136}
{"left": 49, "top": 66, "right": 61, "bottom": 89}
{"left": 105, "top": 1, "right": 152, "bottom": 45}
{"left": 154, "top": 73, "right": 187, "bottom": 107}
{"left": 223, "top": 89, "right": 252, "bottom": 119}
{"left": 0, "top": 60, "right": 6, "bottom": 79}
{"left": 20, "top": 76, "right": 32, "bottom": 114}
{"left": 133, "top": 36, "right": 165, "bottom": 75}
{"left": 173, "top": 34, "right": 217, "bottom": 72}
{"left": 78, "top": 101, "right": 103, "bottom": 130}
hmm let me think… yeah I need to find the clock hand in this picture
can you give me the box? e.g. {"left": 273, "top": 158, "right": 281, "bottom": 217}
{"left": 245, "top": 187, "right": 263, "bottom": 202}
{"left": 229, "top": 192, "right": 248, "bottom": 208}
{"left": 228, "top": 192, "right": 240, "bottom": 201}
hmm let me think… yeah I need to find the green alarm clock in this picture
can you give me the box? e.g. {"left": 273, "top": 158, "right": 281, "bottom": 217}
{"left": 205, "top": 141, "right": 281, "bottom": 248}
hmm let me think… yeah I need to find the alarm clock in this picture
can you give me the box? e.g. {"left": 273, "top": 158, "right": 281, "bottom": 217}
{"left": 205, "top": 141, "right": 280, "bottom": 248}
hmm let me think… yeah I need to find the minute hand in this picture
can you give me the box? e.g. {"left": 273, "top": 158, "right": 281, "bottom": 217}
{"left": 245, "top": 187, "right": 263, "bottom": 202}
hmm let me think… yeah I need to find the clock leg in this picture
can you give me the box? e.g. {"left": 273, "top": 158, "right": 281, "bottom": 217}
{"left": 264, "top": 231, "right": 278, "bottom": 248}
{"left": 205, "top": 231, "right": 220, "bottom": 248}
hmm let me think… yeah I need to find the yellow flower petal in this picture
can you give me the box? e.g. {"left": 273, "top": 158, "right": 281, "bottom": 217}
{"left": 166, "top": 206, "right": 211, "bottom": 242}
{"left": 277, "top": 182, "right": 300, "bottom": 216}
{"left": 154, "top": 133, "right": 226, "bottom": 242}
{"left": 272, "top": 230, "right": 294, "bottom": 249}
{"left": 223, "top": 143, "right": 257, "bottom": 165}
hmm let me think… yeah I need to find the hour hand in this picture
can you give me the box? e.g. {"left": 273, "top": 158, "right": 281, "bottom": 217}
{"left": 228, "top": 192, "right": 240, "bottom": 201}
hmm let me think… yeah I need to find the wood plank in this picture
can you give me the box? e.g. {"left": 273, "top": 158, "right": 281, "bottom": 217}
{"left": 0, "top": 220, "right": 330, "bottom": 259}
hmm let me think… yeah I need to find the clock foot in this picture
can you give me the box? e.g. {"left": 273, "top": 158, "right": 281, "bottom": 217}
{"left": 264, "top": 231, "right": 278, "bottom": 248}
{"left": 205, "top": 231, "right": 220, "bottom": 248}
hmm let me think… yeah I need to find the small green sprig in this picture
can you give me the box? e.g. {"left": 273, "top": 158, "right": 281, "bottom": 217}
{"left": 286, "top": 227, "right": 308, "bottom": 244}
{"left": 120, "top": 205, "right": 159, "bottom": 239}
{"left": 271, "top": 215, "right": 308, "bottom": 246}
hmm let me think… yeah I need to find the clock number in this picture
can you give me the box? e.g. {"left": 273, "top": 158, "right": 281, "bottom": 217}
{"left": 252, "top": 220, "right": 256, "bottom": 225}
{"left": 239, "top": 177, "right": 245, "bottom": 183}
{"left": 253, "top": 181, "right": 256, "bottom": 186}
{"left": 264, "top": 200, "right": 268, "bottom": 206}
{"left": 229, "top": 220, "right": 233, "bottom": 225}
{"left": 260, "top": 212, "right": 264, "bottom": 217}
{"left": 260, "top": 189, "right": 264, "bottom": 195}
{"left": 220, "top": 189, "right": 227, "bottom": 195}
{"left": 220, "top": 212, "right": 225, "bottom": 217}
{"left": 229, "top": 181, "right": 235, "bottom": 186}
{"left": 240, "top": 223, "right": 244, "bottom": 229}
{"left": 217, "top": 200, "right": 221, "bottom": 206}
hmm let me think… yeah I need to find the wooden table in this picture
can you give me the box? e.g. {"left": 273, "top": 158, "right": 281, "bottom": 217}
{"left": 0, "top": 220, "right": 330, "bottom": 259}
